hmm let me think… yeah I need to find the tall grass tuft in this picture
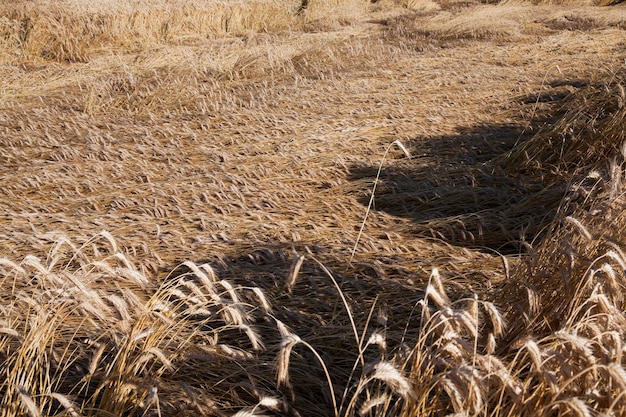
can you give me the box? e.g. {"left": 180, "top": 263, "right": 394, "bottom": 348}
{"left": 0, "top": 232, "right": 280, "bottom": 416}
{"left": 401, "top": 66, "right": 626, "bottom": 417}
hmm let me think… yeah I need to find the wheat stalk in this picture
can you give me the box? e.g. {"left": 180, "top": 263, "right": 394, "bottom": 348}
{"left": 350, "top": 139, "right": 411, "bottom": 263}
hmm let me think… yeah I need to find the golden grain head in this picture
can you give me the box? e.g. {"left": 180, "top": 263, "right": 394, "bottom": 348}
{"left": 557, "top": 397, "right": 592, "bottom": 417}
{"left": 276, "top": 333, "right": 301, "bottom": 389}
{"left": 367, "top": 360, "right": 412, "bottom": 399}
{"left": 366, "top": 331, "right": 387, "bottom": 352}
{"left": 358, "top": 394, "right": 389, "bottom": 417}
{"left": 18, "top": 387, "right": 41, "bottom": 417}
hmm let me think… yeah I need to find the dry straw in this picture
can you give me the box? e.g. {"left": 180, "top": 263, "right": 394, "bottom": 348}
{"left": 2, "top": 1, "right": 626, "bottom": 416}
{"left": 351, "top": 140, "right": 411, "bottom": 263}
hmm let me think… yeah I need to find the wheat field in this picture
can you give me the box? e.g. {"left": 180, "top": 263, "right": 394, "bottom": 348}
{"left": 1, "top": 0, "right": 626, "bottom": 416}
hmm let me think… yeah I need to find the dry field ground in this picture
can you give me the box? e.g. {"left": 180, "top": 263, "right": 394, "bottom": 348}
{"left": 1, "top": 0, "right": 626, "bottom": 416}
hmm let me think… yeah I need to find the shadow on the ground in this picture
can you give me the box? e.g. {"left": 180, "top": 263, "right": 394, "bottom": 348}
{"left": 348, "top": 106, "right": 574, "bottom": 255}
{"left": 164, "top": 245, "right": 424, "bottom": 416}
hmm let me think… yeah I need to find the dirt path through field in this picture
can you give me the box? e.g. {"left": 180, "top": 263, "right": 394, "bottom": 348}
{"left": 1, "top": 3, "right": 625, "bottom": 282}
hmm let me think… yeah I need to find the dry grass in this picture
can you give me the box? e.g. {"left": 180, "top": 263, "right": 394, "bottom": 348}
{"left": 1, "top": 0, "right": 626, "bottom": 416}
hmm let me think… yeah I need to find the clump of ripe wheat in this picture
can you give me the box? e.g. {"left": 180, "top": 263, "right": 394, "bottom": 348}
{"left": 272, "top": 255, "right": 419, "bottom": 417}
{"left": 471, "top": 80, "right": 626, "bottom": 415}
{"left": 0, "top": 0, "right": 378, "bottom": 67}
{"left": 0, "top": 232, "right": 280, "bottom": 416}
{"left": 400, "top": 149, "right": 626, "bottom": 415}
